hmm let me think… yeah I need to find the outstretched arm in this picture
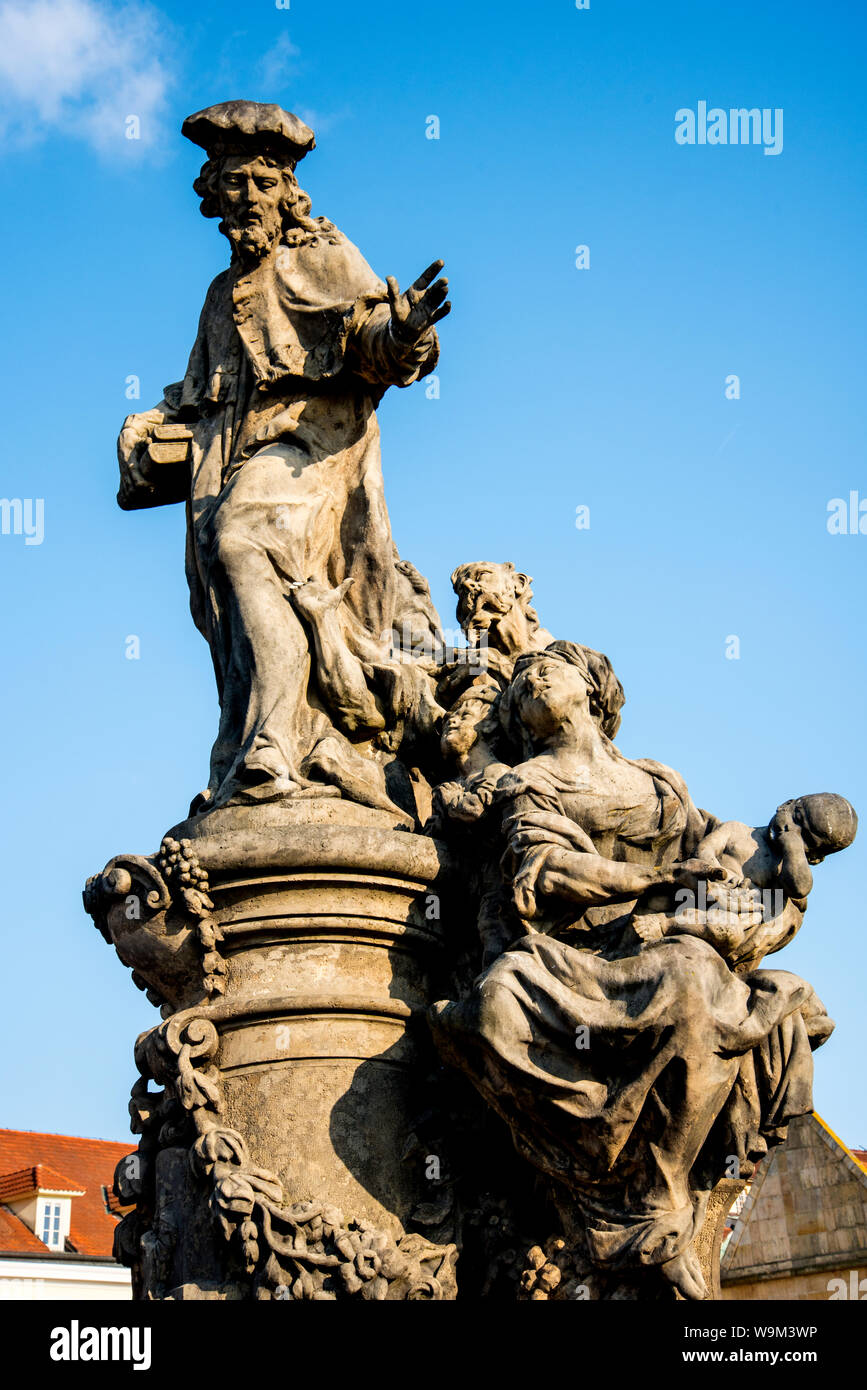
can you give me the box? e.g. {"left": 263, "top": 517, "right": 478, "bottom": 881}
{"left": 504, "top": 802, "right": 727, "bottom": 921}
{"left": 537, "top": 846, "right": 671, "bottom": 908}
{"left": 349, "top": 260, "right": 450, "bottom": 388}
{"left": 503, "top": 797, "right": 682, "bottom": 919}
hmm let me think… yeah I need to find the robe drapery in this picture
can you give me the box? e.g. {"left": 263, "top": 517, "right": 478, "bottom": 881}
{"left": 430, "top": 758, "right": 832, "bottom": 1275}
{"left": 150, "top": 224, "right": 439, "bottom": 803}
{"left": 431, "top": 935, "right": 829, "bottom": 1271}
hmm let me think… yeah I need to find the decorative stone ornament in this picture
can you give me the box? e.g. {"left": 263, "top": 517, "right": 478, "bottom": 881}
{"left": 86, "top": 101, "right": 856, "bottom": 1301}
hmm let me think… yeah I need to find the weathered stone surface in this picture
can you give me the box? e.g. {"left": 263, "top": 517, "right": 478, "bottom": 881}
{"left": 428, "top": 612, "right": 857, "bottom": 1299}
{"left": 86, "top": 100, "right": 857, "bottom": 1302}
{"left": 90, "top": 811, "right": 456, "bottom": 1298}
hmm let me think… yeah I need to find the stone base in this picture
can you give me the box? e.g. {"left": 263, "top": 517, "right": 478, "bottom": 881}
{"left": 84, "top": 796, "right": 749, "bottom": 1302}
{"left": 85, "top": 797, "right": 458, "bottom": 1300}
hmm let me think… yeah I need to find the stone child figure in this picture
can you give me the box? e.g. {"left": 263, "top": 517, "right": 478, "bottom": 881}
{"left": 665, "top": 793, "right": 858, "bottom": 971}
{"left": 116, "top": 101, "right": 450, "bottom": 816}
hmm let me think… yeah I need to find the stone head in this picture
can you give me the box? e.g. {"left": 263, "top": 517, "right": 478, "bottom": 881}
{"left": 508, "top": 649, "right": 592, "bottom": 742}
{"left": 440, "top": 681, "right": 501, "bottom": 761}
{"left": 184, "top": 101, "right": 319, "bottom": 263}
{"left": 500, "top": 641, "right": 625, "bottom": 752}
{"left": 451, "top": 561, "right": 539, "bottom": 656}
{"left": 772, "top": 794, "right": 858, "bottom": 865}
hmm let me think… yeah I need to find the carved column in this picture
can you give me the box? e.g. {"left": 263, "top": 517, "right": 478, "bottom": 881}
{"left": 85, "top": 803, "right": 458, "bottom": 1300}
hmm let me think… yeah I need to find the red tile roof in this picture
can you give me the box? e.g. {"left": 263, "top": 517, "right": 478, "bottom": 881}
{"left": 104, "top": 1188, "right": 127, "bottom": 1217}
{"left": 0, "top": 1165, "right": 86, "bottom": 1203}
{"left": 852, "top": 1149, "right": 867, "bottom": 1173}
{"left": 0, "top": 1130, "right": 135, "bottom": 1258}
{"left": 0, "top": 1205, "right": 47, "bottom": 1254}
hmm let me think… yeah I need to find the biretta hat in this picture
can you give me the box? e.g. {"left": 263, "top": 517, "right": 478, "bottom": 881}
{"left": 182, "top": 101, "right": 315, "bottom": 167}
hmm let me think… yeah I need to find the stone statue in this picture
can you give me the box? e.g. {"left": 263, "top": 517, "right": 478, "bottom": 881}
{"left": 428, "top": 638, "right": 857, "bottom": 1299}
{"left": 450, "top": 561, "right": 555, "bottom": 676}
{"left": 117, "top": 101, "right": 450, "bottom": 820}
{"left": 84, "top": 105, "right": 857, "bottom": 1304}
{"left": 435, "top": 562, "right": 624, "bottom": 816}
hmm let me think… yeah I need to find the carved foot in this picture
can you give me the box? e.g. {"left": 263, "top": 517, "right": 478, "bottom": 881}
{"left": 660, "top": 1245, "right": 708, "bottom": 1301}
{"left": 302, "top": 735, "right": 414, "bottom": 828}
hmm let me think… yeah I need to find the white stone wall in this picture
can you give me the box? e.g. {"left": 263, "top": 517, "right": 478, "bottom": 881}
{"left": 0, "top": 1258, "right": 131, "bottom": 1300}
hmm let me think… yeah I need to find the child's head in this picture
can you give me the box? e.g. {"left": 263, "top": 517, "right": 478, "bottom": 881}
{"left": 440, "top": 679, "right": 501, "bottom": 761}
{"left": 772, "top": 794, "right": 858, "bottom": 864}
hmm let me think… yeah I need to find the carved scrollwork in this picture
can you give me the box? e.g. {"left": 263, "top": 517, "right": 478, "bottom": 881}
{"left": 83, "top": 855, "right": 171, "bottom": 943}
{"left": 84, "top": 836, "right": 227, "bottom": 1010}
{"left": 164, "top": 1014, "right": 222, "bottom": 1111}
{"left": 117, "top": 1006, "right": 457, "bottom": 1299}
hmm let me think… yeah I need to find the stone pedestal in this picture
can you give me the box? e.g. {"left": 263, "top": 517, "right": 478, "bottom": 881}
{"left": 85, "top": 801, "right": 459, "bottom": 1300}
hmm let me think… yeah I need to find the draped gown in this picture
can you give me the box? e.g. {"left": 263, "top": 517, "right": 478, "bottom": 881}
{"left": 430, "top": 757, "right": 832, "bottom": 1274}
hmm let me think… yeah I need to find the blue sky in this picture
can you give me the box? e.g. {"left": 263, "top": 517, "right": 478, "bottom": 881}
{"left": 0, "top": 0, "right": 865, "bottom": 1147}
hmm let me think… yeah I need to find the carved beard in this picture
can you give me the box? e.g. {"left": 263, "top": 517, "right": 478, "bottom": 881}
{"left": 220, "top": 207, "right": 284, "bottom": 263}
{"left": 462, "top": 591, "right": 513, "bottom": 642}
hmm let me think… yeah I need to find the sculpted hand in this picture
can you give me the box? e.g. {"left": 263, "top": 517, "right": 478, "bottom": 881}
{"left": 118, "top": 407, "right": 167, "bottom": 495}
{"left": 669, "top": 859, "right": 729, "bottom": 895}
{"left": 463, "top": 764, "right": 510, "bottom": 808}
{"left": 119, "top": 408, "right": 162, "bottom": 457}
{"left": 386, "top": 260, "right": 451, "bottom": 349}
{"left": 434, "top": 781, "right": 487, "bottom": 824}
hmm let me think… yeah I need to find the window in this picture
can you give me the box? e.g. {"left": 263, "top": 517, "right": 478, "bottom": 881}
{"left": 41, "top": 1201, "right": 62, "bottom": 1249}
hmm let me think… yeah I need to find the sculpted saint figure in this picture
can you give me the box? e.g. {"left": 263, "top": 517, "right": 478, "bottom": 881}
{"left": 429, "top": 642, "right": 856, "bottom": 1299}
{"left": 116, "top": 101, "right": 449, "bottom": 816}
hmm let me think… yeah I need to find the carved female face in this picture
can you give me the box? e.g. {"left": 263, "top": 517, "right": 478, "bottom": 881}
{"left": 512, "top": 656, "right": 590, "bottom": 741}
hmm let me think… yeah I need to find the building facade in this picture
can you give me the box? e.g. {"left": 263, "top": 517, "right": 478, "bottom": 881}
{"left": 721, "top": 1113, "right": 867, "bottom": 1301}
{"left": 0, "top": 1130, "right": 134, "bottom": 1300}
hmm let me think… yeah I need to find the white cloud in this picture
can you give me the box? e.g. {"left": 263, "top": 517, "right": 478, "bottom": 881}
{"left": 258, "top": 32, "right": 300, "bottom": 94}
{"left": 253, "top": 35, "right": 350, "bottom": 142}
{"left": 0, "top": 0, "right": 175, "bottom": 154}
{"left": 294, "top": 107, "right": 350, "bottom": 139}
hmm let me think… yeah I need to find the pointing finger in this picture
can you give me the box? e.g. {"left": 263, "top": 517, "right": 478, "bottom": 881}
{"left": 386, "top": 276, "right": 403, "bottom": 313}
{"left": 419, "top": 279, "right": 449, "bottom": 312}
{"left": 411, "top": 259, "right": 445, "bottom": 295}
